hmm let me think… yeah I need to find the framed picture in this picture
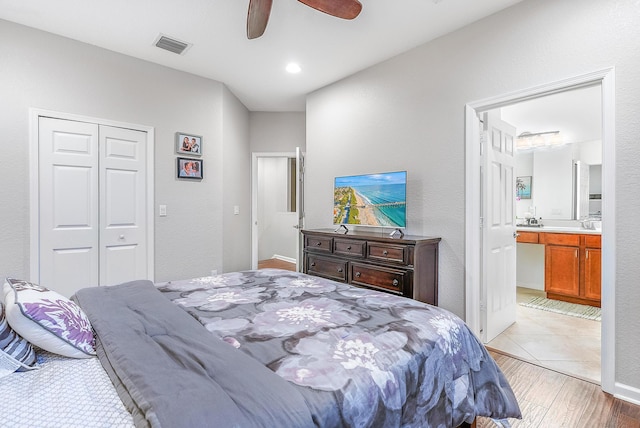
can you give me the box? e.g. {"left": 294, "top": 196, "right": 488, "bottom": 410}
{"left": 176, "top": 132, "right": 202, "bottom": 156}
{"left": 177, "top": 157, "right": 203, "bottom": 179}
{"left": 516, "top": 176, "right": 532, "bottom": 199}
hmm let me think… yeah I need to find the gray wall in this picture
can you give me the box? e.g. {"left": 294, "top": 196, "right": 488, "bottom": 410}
{"left": 0, "top": 19, "right": 250, "bottom": 283}
{"left": 249, "top": 112, "right": 306, "bottom": 153}
{"left": 222, "top": 86, "right": 251, "bottom": 272}
{"left": 306, "top": 0, "right": 640, "bottom": 390}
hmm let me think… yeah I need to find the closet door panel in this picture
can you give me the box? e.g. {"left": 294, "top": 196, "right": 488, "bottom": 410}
{"left": 39, "top": 117, "right": 99, "bottom": 296}
{"left": 99, "top": 125, "right": 148, "bottom": 286}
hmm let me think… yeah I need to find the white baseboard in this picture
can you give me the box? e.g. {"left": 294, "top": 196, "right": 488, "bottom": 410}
{"left": 615, "top": 382, "right": 640, "bottom": 406}
{"left": 272, "top": 254, "right": 296, "bottom": 264}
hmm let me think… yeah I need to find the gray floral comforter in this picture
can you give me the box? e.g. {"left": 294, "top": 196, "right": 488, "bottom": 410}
{"left": 157, "top": 269, "right": 521, "bottom": 427}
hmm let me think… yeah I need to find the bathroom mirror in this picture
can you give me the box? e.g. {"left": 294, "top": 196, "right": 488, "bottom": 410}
{"left": 515, "top": 141, "right": 601, "bottom": 221}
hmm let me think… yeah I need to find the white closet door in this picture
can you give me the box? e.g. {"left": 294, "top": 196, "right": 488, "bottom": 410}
{"left": 39, "top": 117, "right": 100, "bottom": 296}
{"left": 99, "top": 125, "right": 147, "bottom": 286}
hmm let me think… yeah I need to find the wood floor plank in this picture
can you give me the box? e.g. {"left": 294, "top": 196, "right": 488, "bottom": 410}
{"left": 576, "top": 385, "right": 615, "bottom": 427}
{"left": 538, "top": 376, "right": 597, "bottom": 427}
{"left": 495, "top": 352, "right": 566, "bottom": 409}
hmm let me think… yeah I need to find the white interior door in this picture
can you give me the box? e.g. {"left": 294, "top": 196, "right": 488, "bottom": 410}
{"left": 295, "top": 147, "right": 305, "bottom": 272}
{"left": 99, "top": 125, "right": 147, "bottom": 286}
{"left": 39, "top": 118, "right": 100, "bottom": 296}
{"left": 482, "top": 111, "right": 517, "bottom": 343}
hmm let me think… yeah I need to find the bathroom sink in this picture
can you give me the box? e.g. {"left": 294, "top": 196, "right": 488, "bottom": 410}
{"left": 517, "top": 224, "right": 543, "bottom": 228}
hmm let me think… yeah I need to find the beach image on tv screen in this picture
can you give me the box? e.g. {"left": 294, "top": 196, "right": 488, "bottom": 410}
{"left": 333, "top": 171, "right": 406, "bottom": 228}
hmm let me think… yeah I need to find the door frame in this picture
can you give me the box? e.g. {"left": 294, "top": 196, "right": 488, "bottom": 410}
{"left": 29, "top": 108, "right": 155, "bottom": 283}
{"left": 464, "top": 68, "right": 616, "bottom": 394}
{"left": 250, "top": 151, "right": 297, "bottom": 269}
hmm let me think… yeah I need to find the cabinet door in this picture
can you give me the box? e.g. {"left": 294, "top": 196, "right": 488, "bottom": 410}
{"left": 545, "top": 245, "right": 580, "bottom": 297}
{"left": 584, "top": 248, "right": 602, "bottom": 301}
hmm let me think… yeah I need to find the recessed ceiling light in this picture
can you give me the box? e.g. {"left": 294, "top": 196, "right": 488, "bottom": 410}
{"left": 286, "top": 63, "right": 302, "bottom": 74}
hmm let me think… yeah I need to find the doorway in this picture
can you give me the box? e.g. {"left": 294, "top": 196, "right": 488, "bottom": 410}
{"left": 251, "top": 151, "right": 304, "bottom": 271}
{"left": 464, "top": 68, "right": 616, "bottom": 393}
{"left": 484, "top": 85, "right": 603, "bottom": 384}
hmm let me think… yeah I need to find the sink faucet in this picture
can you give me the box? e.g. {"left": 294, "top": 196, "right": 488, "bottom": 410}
{"left": 581, "top": 217, "right": 595, "bottom": 230}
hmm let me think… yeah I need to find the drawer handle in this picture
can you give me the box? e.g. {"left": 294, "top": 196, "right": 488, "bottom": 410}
{"left": 355, "top": 272, "right": 361, "bottom": 278}
{"left": 337, "top": 268, "right": 343, "bottom": 273}
{"left": 392, "top": 279, "right": 399, "bottom": 286}
{"left": 347, "top": 246, "right": 352, "bottom": 250}
{"left": 310, "top": 262, "right": 316, "bottom": 267}
{"left": 383, "top": 250, "right": 388, "bottom": 256}
{"left": 316, "top": 242, "right": 322, "bottom": 246}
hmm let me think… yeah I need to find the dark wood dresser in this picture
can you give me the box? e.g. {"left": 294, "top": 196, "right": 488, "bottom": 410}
{"left": 302, "top": 229, "right": 441, "bottom": 306}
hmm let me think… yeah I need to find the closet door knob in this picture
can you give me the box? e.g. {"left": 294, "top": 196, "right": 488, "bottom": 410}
{"left": 119, "top": 235, "right": 125, "bottom": 240}
{"left": 392, "top": 279, "right": 399, "bottom": 286}
{"left": 383, "top": 250, "right": 388, "bottom": 256}
{"left": 355, "top": 272, "right": 361, "bottom": 278}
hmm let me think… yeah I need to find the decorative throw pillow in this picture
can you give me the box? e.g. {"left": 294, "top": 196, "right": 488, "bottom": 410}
{"left": 3, "top": 279, "right": 95, "bottom": 359}
{"left": 0, "top": 302, "right": 38, "bottom": 378}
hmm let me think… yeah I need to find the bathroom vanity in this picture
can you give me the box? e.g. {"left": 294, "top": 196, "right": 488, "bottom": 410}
{"left": 516, "top": 227, "right": 601, "bottom": 307}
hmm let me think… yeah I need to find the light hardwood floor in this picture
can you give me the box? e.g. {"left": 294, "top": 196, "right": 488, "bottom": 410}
{"left": 478, "top": 350, "right": 640, "bottom": 427}
{"left": 257, "top": 258, "right": 296, "bottom": 271}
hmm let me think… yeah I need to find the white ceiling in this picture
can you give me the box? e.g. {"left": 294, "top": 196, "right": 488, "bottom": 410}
{"left": 0, "top": 0, "right": 523, "bottom": 111}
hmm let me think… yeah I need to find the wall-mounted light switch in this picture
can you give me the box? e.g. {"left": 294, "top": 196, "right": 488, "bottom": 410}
{"left": 159, "top": 205, "right": 167, "bottom": 216}
{"left": 234, "top": 206, "right": 240, "bottom": 215}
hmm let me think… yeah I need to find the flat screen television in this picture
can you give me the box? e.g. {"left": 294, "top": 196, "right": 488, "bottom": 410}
{"left": 333, "top": 171, "right": 407, "bottom": 228}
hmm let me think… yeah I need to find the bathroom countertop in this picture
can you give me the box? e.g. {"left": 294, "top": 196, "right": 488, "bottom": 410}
{"left": 516, "top": 225, "right": 601, "bottom": 235}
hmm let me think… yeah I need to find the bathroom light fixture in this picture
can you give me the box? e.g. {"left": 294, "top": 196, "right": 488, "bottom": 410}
{"left": 516, "top": 131, "right": 563, "bottom": 149}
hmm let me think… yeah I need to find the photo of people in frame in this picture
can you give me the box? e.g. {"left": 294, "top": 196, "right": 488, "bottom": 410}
{"left": 176, "top": 132, "right": 202, "bottom": 156}
{"left": 177, "top": 157, "right": 203, "bottom": 179}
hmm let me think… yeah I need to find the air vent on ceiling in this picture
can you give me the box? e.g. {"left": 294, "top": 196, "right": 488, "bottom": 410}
{"left": 154, "top": 34, "right": 191, "bottom": 55}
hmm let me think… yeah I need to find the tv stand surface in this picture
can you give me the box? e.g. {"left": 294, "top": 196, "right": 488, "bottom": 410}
{"left": 302, "top": 229, "right": 441, "bottom": 306}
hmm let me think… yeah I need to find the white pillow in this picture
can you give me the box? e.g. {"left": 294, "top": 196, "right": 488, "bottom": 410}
{"left": 3, "top": 279, "right": 95, "bottom": 359}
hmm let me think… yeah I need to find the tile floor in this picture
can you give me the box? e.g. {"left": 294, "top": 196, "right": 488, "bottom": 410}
{"left": 485, "top": 287, "right": 601, "bottom": 384}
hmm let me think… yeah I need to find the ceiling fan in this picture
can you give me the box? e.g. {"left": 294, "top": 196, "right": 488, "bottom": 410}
{"left": 247, "top": 0, "right": 363, "bottom": 39}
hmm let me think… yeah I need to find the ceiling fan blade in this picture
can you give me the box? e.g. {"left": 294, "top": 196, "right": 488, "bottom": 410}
{"left": 247, "top": 0, "right": 273, "bottom": 39}
{"left": 298, "top": 0, "right": 362, "bottom": 20}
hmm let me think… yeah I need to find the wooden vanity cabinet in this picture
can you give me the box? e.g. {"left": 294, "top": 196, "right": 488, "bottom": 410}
{"left": 539, "top": 232, "right": 601, "bottom": 307}
{"left": 302, "top": 229, "right": 441, "bottom": 306}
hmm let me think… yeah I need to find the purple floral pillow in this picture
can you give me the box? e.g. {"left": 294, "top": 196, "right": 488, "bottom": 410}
{"left": 2, "top": 279, "right": 95, "bottom": 359}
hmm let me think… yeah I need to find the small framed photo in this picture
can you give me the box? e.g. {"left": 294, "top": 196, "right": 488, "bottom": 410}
{"left": 516, "top": 176, "right": 532, "bottom": 199}
{"left": 177, "top": 157, "right": 203, "bottom": 180}
{"left": 176, "top": 132, "right": 202, "bottom": 156}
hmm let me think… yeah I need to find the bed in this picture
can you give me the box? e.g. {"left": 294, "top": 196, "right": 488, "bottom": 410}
{"left": 1, "top": 269, "right": 520, "bottom": 427}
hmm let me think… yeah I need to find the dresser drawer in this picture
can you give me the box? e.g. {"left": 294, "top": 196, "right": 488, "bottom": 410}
{"left": 350, "top": 262, "right": 406, "bottom": 295}
{"left": 367, "top": 242, "right": 407, "bottom": 264}
{"left": 333, "top": 239, "right": 366, "bottom": 258}
{"left": 304, "top": 235, "right": 333, "bottom": 253}
{"left": 305, "top": 254, "right": 347, "bottom": 282}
